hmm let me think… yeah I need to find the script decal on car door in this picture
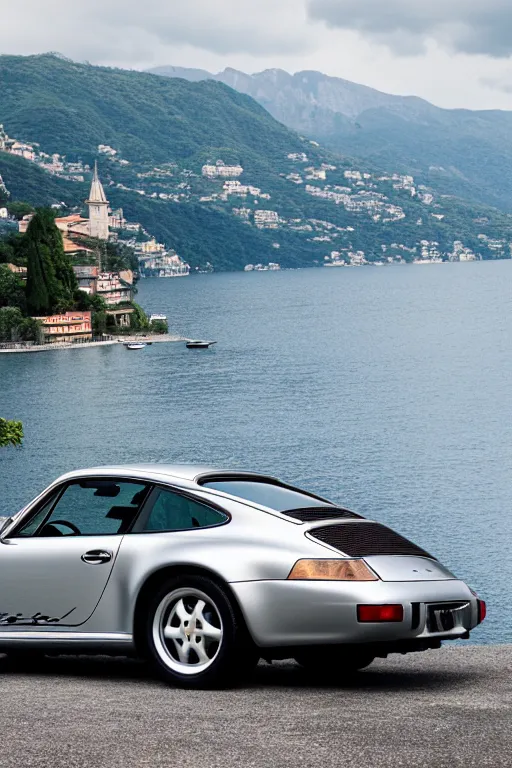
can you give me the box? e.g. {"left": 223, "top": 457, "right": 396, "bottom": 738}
{"left": 0, "top": 608, "right": 76, "bottom": 626}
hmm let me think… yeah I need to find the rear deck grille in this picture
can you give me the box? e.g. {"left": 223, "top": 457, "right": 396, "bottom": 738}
{"left": 284, "top": 507, "right": 362, "bottom": 522}
{"left": 310, "top": 522, "right": 434, "bottom": 559}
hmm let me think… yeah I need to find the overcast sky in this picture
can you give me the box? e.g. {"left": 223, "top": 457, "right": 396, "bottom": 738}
{"left": 3, "top": 0, "right": 512, "bottom": 110}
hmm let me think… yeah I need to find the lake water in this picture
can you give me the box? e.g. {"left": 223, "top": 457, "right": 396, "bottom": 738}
{"left": 1, "top": 262, "right": 511, "bottom": 645}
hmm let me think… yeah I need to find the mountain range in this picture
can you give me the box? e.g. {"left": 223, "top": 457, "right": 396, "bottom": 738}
{"left": 149, "top": 65, "right": 512, "bottom": 212}
{"left": 1, "top": 54, "right": 512, "bottom": 272}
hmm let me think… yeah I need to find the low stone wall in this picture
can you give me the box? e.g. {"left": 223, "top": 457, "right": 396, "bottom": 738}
{"left": 0, "top": 335, "right": 188, "bottom": 353}
{"left": 0, "top": 340, "right": 117, "bottom": 354}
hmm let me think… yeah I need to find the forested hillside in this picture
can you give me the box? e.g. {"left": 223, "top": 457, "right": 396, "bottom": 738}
{"left": 1, "top": 54, "right": 512, "bottom": 271}
{"left": 151, "top": 65, "right": 512, "bottom": 212}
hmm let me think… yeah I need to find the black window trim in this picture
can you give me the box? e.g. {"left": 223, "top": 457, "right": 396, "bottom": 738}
{"left": 129, "top": 483, "right": 232, "bottom": 535}
{"left": 9, "top": 477, "right": 154, "bottom": 539}
{"left": 9, "top": 484, "right": 67, "bottom": 538}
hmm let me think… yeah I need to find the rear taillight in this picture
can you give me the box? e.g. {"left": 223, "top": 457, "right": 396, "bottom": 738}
{"left": 477, "top": 599, "right": 487, "bottom": 624}
{"left": 357, "top": 604, "right": 404, "bottom": 623}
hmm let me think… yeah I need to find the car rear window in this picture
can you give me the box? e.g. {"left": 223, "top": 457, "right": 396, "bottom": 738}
{"left": 200, "top": 480, "right": 330, "bottom": 512}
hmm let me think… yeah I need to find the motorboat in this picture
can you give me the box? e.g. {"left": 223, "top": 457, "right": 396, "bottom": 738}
{"left": 186, "top": 340, "right": 217, "bottom": 349}
{"left": 125, "top": 342, "right": 147, "bottom": 350}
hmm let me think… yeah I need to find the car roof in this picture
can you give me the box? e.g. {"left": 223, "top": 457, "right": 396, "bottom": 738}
{"left": 33, "top": 464, "right": 335, "bottom": 525}
{"left": 55, "top": 464, "right": 278, "bottom": 487}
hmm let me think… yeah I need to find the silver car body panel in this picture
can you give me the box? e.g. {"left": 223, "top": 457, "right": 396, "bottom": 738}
{"left": 0, "top": 464, "right": 481, "bottom": 653}
{"left": 231, "top": 579, "right": 476, "bottom": 647}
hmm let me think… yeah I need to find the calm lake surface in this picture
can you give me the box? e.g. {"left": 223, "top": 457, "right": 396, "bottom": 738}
{"left": 1, "top": 262, "right": 511, "bottom": 645}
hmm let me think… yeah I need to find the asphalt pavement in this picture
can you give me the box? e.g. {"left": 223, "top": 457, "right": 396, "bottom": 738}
{"left": 0, "top": 645, "right": 510, "bottom": 768}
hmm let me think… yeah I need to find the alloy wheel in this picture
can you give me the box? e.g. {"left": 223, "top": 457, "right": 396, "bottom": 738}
{"left": 152, "top": 587, "right": 223, "bottom": 675}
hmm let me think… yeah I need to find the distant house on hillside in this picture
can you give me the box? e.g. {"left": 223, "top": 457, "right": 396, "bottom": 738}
{"left": 9, "top": 141, "right": 35, "bottom": 162}
{"left": 5, "top": 263, "right": 27, "bottom": 279}
{"left": 202, "top": 161, "right": 243, "bottom": 179}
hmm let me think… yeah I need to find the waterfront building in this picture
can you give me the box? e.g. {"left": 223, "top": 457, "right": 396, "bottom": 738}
{"left": 35, "top": 312, "right": 93, "bottom": 344}
{"left": 96, "top": 272, "right": 133, "bottom": 305}
{"left": 137, "top": 238, "right": 166, "bottom": 255}
{"left": 138, "top": 252, "right": 190, "bottom": 277}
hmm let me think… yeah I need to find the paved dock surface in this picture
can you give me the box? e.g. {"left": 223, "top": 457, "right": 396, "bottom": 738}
{"left": 0, "top": 646, "right": 510, "bottom": 768}
{"left": 0, "top": 334, "right": 188, "bottom": 353}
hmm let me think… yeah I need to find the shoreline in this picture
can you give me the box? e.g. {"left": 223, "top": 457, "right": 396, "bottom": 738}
{"left": 0, "top": 334, "right": 189, "bottom": 354}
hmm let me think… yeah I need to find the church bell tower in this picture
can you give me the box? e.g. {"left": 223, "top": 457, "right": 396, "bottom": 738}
{"left": 86, "top": 161, "right": 109, "bottom": 241}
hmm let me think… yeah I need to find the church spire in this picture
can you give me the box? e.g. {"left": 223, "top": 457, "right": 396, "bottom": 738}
{"left": 86, "top": 161, "right": 109, "bottom": 241}
{"left": 88, "top": 160, "right": 108, "bottom": 204}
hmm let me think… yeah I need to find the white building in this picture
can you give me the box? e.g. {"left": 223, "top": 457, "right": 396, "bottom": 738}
{"left": 254, "top": 210, "right": 279, "bottom": 228}
{"left": 202, "top": 161, "right": 244, "bottom": 179}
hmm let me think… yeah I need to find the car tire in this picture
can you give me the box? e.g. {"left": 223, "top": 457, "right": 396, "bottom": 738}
{"left": 294, "top": 648, "right": 375, "bottom": 675}
{"left": 143, "top": 574, "right": 258, "bottom": 689}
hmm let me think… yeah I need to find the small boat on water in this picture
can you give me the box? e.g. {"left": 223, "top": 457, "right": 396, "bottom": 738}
{"left": 126, "top": 342, "right": 147, "bottom": 350}
{"left": 186, "top": 340, "right": 217, "bottom": 349}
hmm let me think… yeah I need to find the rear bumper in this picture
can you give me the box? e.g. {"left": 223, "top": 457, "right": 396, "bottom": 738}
{"left": 231, "top": 578, "right": 479, "bottom": 648}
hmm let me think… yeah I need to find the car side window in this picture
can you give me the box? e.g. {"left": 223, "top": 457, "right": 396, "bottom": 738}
{"left": 143, "top": 488, "right": 228, "bottom": 532}
{"left": 14, "top": 492, "right": 60, "bottom": 537}
{"left": 14, "top": 480, "right": 151, "bottom": 538}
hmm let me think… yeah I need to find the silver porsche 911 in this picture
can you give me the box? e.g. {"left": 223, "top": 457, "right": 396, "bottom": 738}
{"left": 0, "top": 465, "right": 486, "bottom": 688}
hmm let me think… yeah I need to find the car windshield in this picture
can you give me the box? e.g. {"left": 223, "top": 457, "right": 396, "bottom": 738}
{"left": 201, "top": 479, "right": 331, "bottom": 512}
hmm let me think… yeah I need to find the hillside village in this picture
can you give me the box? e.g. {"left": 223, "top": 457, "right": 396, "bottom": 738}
{"left": 0, "top": 159, "right": 177, "bottom": 346}
{"left": 1, "top": 119, "right": 512, "bottom": 269}
{"left": 0, "top": 125, "right": 191, "bottom": 278}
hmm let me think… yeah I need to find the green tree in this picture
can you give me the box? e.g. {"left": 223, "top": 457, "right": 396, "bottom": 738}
{"left": 0, "top": 233, "right": 26, "bottom": 266}
{"left": 0, "top": 239, "right": 15, "bottom": 265}
{"left": 0, "top": 186, "right": 9, "bottom": 207}
{"left": 150, "top": 318, "right": 168, "bottom": 334}
{"left": 0, "top": 306, "right": 41, "bottom": 342}
{"left": 130, "top": 302, "right": 150, "bottom": 331}
{"left": 0, "top": 418, "right": 23, "bottom": 448}
{"left": 0, "top": 265, "right": 26, "bottom": 310}
{"left": 25, "top": 208, "right": 77, "bottom": 315}
{"left": 92, "top": 310, "right": 107, "bottom": 336}
{"left": 74, "top": 290, "right": 107, "bottom": 313}
{"left": 105, "top": 241, "right": 138, "bottom": 272}
{"left": 6, "top": 201, "right": 34, "bottom": 221}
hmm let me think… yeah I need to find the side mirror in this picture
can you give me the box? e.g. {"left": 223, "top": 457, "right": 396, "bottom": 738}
{"left": 0, "top": 517, "right": 13, "bottom": 538}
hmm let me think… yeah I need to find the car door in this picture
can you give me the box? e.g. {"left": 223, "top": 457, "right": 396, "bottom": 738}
{"left": 0, "top": 478, "right": 151, "bottom": 629}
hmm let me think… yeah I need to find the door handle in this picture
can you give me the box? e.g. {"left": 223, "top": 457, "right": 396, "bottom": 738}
{"left": 81, "top": 550, "right": 113, "bottom": 565}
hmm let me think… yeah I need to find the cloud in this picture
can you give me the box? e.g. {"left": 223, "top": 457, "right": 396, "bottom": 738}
{"left": 0, "top": 1, "right": 312, "bottom": 66}
{"left": 2, "top": 0, "right": 512, "bottom": 111}
{"left": 481, "top": 75, "right": 512, "bottom": 94}
{"left": 308, "top": 0, "right": 512, "bottom": 57}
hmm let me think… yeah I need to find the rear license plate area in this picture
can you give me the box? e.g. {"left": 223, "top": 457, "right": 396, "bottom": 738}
{"left": 426, "top": 602, "right": 469, "bottom": 633}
